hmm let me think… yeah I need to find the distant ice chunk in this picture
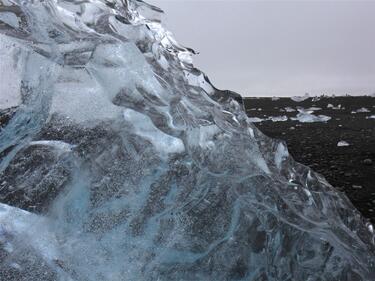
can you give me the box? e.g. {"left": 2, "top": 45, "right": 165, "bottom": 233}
{"left": 306, "top": 107, "right": 322, "bottom": 111}
{"left": 355, "top": 107, "right": 370, "bottom": 113}
{"left": 284, "top": 107, "right": 296, "bottom": 112}
{"left": 268, "top": 115, "right": 288, "bottom": 122}
{"left": 247, "top": 117, "right": 264, "bottom": 123}
{"left": 337, "top": 140, "right": 350, "bottom": 147}
{"left": 327, "top": 104, "right": 342, "bottom": 110}
{"left": 291, "top": 107, "right": 331, "bottom": 123}
{"left": 291, "top": 112, "right": 331, "bottom": 123}
{"left": 291, "top": 93, "right": 309, "bottom": 102}
{"left": 248, "top": 116, "right": 288, "bottom": 123}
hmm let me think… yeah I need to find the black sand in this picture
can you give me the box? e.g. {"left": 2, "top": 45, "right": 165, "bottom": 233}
{"left": 244, "top": 96, "right": 375, "bottom": 223}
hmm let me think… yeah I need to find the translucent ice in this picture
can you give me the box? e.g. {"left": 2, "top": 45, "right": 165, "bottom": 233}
{"left": 0, "top": 0, "right": 374, "bottom": 280}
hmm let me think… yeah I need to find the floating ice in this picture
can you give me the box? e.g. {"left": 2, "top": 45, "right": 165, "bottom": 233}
{"left": 306, "top": 106, "right": 322, "bottom": 111}
{"left": 355, "top": 107, "right": 371, "bottom": 113}
{"left": 247, "top": 117, "right": 264, "bottom": 123}
{"left": 327, "top": 104, "right": 342, "bottom": 110}
{"left": 247, "top": 116, "right": 288, "bottom": 123}
{"left": 291, "top": 93, "right": 310, "bottom": 102}
{"left": 290, "top": 108, "right": 331, "bottom": 123}
{"left": 291, "top": 112, "right": 331, "bottom": 123}
{"left": 311, "top": 96, "right": 322, "bottom": 102}
{"left": 337, "top": 141, "right": 350, "bottom": 147}
{"left": 284, "top": 106, "right": 296, "bottom": 112}
{"left": 366, "top": 115, "right": 375, "bottom": 119}
{"left": 267, "top": 115, "right": 288, "bottom": 122}
{"left": 0, "top": 0, "right": 374, "bottom": 280}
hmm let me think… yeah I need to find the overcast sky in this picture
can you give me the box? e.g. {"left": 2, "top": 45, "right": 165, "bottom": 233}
{"left": 148, "top": 0, "right": 375, "bottom": 97}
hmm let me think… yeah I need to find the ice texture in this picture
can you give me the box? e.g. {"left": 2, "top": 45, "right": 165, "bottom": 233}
{"left": 0, "top": 0, "right": 374, "bottom": 280}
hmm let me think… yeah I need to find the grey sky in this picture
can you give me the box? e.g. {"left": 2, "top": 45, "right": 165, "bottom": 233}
{"left": 149, "top": 0, "right": 375, "bottom": 97}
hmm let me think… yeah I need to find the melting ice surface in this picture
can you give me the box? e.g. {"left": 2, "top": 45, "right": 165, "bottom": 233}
{"left": 0, "top": 0, "right": 375, "bottom": 280}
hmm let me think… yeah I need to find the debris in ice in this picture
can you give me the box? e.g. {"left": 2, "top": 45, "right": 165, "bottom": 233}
{"left": 291, "top": 93, "right": 310, "bottom": 102}
{"left": 0, "top": 203, "right": 59, "bottom": 263}
{"left": 337, "top": 140, "right": 350, "bottom": 147}
{"left": 123, "top": 109, "right": 185, "bottom": 157}
{"left": 9, "top": 263, "right": 22, "bottom": 270}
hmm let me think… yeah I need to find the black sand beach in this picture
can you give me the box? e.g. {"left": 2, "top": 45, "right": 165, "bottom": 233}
{"left": 244, "top": 96, "right": 375, "bottom": 223}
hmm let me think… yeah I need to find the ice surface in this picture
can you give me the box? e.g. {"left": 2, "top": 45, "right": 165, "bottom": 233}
{"left": 0, "top": 0, "right": 374, "bottom": 280}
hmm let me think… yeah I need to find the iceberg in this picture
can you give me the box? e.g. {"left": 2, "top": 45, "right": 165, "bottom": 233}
{"left": 0, "top": 0, "right": 374, "bottom": 280}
